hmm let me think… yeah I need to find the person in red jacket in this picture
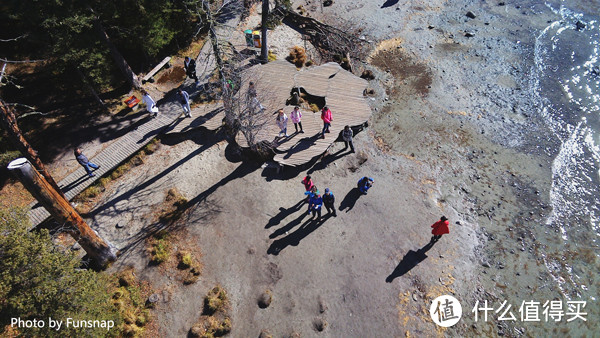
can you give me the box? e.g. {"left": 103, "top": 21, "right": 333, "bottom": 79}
{"left": 320, "top": 106, "right": 332, "bottom": 139}
{"left": 430, "top": 216, "right": 449, "bottom": 242}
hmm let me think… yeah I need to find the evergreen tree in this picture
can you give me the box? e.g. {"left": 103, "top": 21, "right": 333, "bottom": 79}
{"left": 0, "top": 207, "right": 122, "bottom": 337}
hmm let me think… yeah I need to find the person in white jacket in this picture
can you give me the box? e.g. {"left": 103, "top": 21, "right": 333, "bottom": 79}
{"left": 276, "top": 109, "right": 288, "bottom": 137}
{"left": 141, "top": 89, "right": 159, "bottom": 117}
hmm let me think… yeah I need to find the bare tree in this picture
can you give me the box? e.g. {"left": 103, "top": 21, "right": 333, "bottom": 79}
{"left": 184, "top": 0, "right": 278, "bottom": 153}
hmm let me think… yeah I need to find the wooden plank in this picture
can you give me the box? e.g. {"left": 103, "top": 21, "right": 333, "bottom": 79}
{"left": 142, "top": 56, "right": 172, "bottom": 82}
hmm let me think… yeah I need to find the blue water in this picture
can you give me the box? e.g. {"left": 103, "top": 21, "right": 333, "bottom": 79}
{"left": 532, "top": 2, "right": 600, "bottom": 303}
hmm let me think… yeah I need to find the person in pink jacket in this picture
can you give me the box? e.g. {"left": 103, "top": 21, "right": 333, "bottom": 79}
{"left": 321, "top": 106, "right": 332, "bottom": 138}
{"left": 290, "top": 106, "right": 304, "bottom": 133}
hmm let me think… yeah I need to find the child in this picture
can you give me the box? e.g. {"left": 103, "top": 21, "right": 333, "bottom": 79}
{"left": 320, "top": 106, "right": 332, "bottom": 139}
{"left": 276, "top": 109, "right": 288, "bottom": 137}
{"left": 290, "top": 106, "right": 304, "bottom": 133}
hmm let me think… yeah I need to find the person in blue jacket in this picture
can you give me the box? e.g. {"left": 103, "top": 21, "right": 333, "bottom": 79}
{"left": 74, "top": 148, "right": 100, "bottom": 177}
{"left": 357, "top": 177, "right": 374, "bottom": 195}
{"left": 308, "top": 192, "right": 323, "bottom": 219}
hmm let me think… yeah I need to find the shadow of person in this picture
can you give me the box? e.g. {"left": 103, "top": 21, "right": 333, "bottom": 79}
{"left": 267, "top": 198, "right": 308, "bottom": 229}
{"left": 338, "top": 187, "right": 362, "bottom": 213}
{"left": 381, "top": 0, "right": 399, "bottom": 9}
{"left": 267, "top": 213, "right": 332, "bottom": 255}
{"left": 307, "top": 148, "right": 348, "bottom": 175}
{"left": 385, "top": 242, "right": 435, "bottom": 283}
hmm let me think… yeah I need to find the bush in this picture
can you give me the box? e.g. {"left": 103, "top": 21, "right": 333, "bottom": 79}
{"left": 288, "top": 46, "right": 307, "bottom": 67}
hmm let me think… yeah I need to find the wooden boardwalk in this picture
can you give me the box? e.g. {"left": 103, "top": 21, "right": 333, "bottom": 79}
{"left": 27, "top": 50, "right": 220, "bottom": 228}
{"left": 235, "top": 60, "right": 372, "bottom": 167}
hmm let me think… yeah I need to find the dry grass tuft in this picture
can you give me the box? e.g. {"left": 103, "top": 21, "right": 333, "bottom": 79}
{"left": 288, "top": 46, "right": 307, "bottom": 68}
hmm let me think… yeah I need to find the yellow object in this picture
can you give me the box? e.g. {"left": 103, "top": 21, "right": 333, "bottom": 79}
{"left": 253, "top": 31, "right": 261, "bottom": 48}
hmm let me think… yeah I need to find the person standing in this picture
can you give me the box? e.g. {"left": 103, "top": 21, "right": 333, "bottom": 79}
{"left": 342, "top": 125, "right": 355, "bottom": 152}
{"left": 184, "top": 56, "right": 199, "bottom": 83}
{"left": 357, "top": 176, "right": 374, "bottom": 195}
{"left": 308, "top": 192, "right": 323, "bottom": 220}
{"left": 141, "top": 89, "right": 159, "bottom": 118}
{"left": 322, "top": 188, "right": 337, "bottom": 217}
{"left": 290, "top": 106, "right": 304, "bottom": 133}
{"left": 177, "top": 89, "right": 192, "bottom": 118}
{"left": 430, "top": 216, "right": 450, "bottom": 242}
{"left": 320, "top": 106, "right": 332, "bottom": 139}
{"left": 247, "top": 81, "right": 264, "bottom": 112}
{"left": 74, "top": 148, "right": 100, "bottom": 177}
{"left": 276, "top": 109, "right": 288, "bottom": 137}
{"left": 247, "top": 81, "right": 257, "bottom": 99}
{"left": 302, "top": 175, "right": 314, "bottom": 193}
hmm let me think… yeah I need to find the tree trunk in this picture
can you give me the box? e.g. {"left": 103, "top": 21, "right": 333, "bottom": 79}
{"left": 92, "top": 19, "right": 141, "bottom": 89}
{"left": 8, "top": 158, "right": 117, "bottom": 267}
{"left": 0, "top": 100, "right": 67, "bottom": 200}
{"left": 261, "top": 0, "right": 269, "bottom": 63}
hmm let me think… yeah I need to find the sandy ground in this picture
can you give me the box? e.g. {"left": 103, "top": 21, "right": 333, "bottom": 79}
{"left": 7, "top": 0, "right": 588, "bottom": 336}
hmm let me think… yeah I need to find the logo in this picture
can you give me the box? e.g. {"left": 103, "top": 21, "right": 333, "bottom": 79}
{"left": 430, "top": 295, "right": 462, "bottom": 327}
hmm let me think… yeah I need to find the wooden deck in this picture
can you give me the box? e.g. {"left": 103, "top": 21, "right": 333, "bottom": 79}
{"left": 235, "top": 60, "right": 372, "bottom": 167}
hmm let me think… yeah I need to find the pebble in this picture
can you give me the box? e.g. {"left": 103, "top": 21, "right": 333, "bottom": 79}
{"left": 466, "top": 11, "right": 476, "bottom": 19}
{"left": 116, "top": 223, "right": 124, "bottom": 228}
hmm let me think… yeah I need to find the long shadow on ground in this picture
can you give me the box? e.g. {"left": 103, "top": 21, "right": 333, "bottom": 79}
{"left": 265, "top": 198, "right": 307, "bottom": 229}
{"left": 386, "top": 242, "right": 435, "bottom": 283}
{"left": 339, "top": 187, "right": 363, "bottom": 213}
{"left": 267, "top": 213, "right": 332, "bottom": 255}
{"left": 111, "top": 153, "right": 260, "bottom": 259}
{"left": 89, "top": 129, "right": 225, "bottom": 217}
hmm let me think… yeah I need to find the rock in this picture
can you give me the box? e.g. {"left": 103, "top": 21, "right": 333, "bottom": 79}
{"left": 576, "top": 21, "right": 586, "bottom": 31}
{"left": 428, "top": 25, "right": 435, "bottom": 29}
{"left": 498, "top": 2, "right": 505, "bottom": 5}
{"left": 318, "top": 297, "right": 328, "bottom": 313}
{"left": 313, "top": 318, "right": 327, "bottom": 332}
{"left": 148, "top": 293, "right": 161, "bottom": 304}
{"left": 412, "top": 293, "right": 418, "bottom": 301}
{"left": 258, "top": 290, "right": 272, "bottom": 309}
{"left": 482, "top": 261, "right": 491, "bottom": 268}
{"left": 360, "top": 70, "right": 375, "bottom": 80}
{"left": 466, "top": 11, "right": 476, "bottom": 19}
{"left": 71, "top": 242, "right": 81, "bottom": 251}
{"left": 465, "top": 32, "right": 475, "bottom": 38}
{"left": 259, "top": 329, "right": 273, "bottom": 338}
{"left": 116, "top": 223, "right": 124, "bottom": 229}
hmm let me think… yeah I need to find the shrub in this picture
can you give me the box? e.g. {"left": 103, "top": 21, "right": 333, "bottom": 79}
{"left": 288, "top": 46, "right": 307, "bottom": 67}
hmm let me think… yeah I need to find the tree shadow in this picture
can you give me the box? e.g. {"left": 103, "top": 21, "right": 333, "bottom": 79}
{"left": 89, "top": 130, "right": 225, "bottom": 217}
{"left": 265, "top": 198, "right": 307, "bottom": 229}
{"left": 267, "top": 213, "right": 332, "bottom": 255}
{"left": 381, "top": 0, "right": 399, "bottom": 9}
{"left": 338, "top": 187, "right": 362, "bottom": 213}
{"left": 385, "top": 242, "right": 435, "bottom": 283}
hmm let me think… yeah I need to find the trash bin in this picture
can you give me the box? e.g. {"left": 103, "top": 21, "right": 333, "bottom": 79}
{"left": 244, "top": 29, "right": 254, "bottom": 47}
